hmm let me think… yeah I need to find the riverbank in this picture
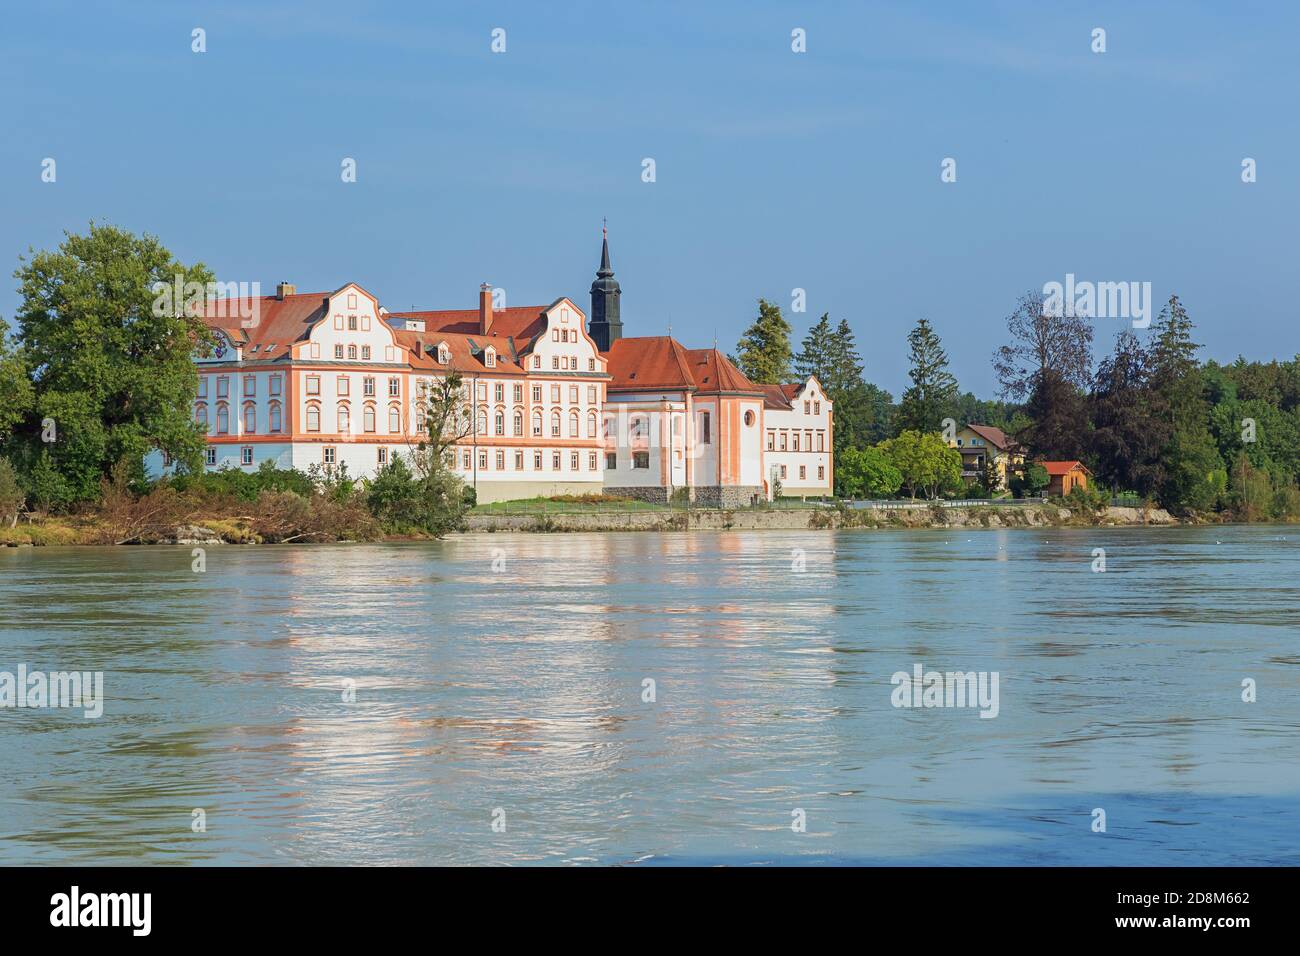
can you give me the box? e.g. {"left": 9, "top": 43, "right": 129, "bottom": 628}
{"left": 0, "top": 502, "right": 1182, "bottom": 545}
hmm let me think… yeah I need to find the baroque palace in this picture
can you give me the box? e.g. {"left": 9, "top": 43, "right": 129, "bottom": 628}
{"left": 151, "top": 235, "right": 833, "bottom": 505}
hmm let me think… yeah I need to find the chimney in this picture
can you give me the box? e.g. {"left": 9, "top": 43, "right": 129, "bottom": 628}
{"left": 416, "top": 336, "right": 425, "bottom": 358}
{"left": 479, "top": 282, "right": 493, "bottom": 335}
{"left": 276, "top": 281, "right": 295, "bottom": 300}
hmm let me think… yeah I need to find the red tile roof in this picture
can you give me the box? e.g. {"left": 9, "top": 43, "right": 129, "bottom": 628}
{"left": 1041, "top": 460, "right": 1090, "bottom": 476}
{"left": 604, "top": 337, "right": 763, "bottom": 395}
{"left": 199, "top": 291, "right": 330, "bottom": 353}
{"left": 392, "top": 329, "right": 526, "bottom": 375}
{"left": 965, "top": 423, "right": 1017, "bottom": 450}
{"left": 760, "top": 384, "right": 793, "bottom": 410}
{"left": 386, "top": 306, "right": 551, "bottom": 343}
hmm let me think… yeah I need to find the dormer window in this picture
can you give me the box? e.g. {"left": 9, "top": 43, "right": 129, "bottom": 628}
{"left": 485, "top": 347, "right": 496, "bottom": 368}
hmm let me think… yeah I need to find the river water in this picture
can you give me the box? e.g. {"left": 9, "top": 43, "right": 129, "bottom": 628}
{"left": 1, "top": 525, "right": 1297, "bottom": 865}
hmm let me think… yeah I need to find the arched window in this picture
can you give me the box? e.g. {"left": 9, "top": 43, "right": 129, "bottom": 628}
{"left": 364, "top": 405, "right": 376, "bottom": 433}
{"left": 550, "top": 411, "right": 561, "bottom": 437}
{"left": 269, "top": 402, "right": 282, "bottom": 433}
{"left": 587, "top": 411, "right": 597, "bottom": 438}
{"left": 495, "top": 411, "right": 504, "bottom": 436}
{"left": 337, "top": 404, "right": 350, "bottom": 433}
{"left": 216, "top": 403, "right": 229, "bottom": 435}
{"left": 532, "top": 411, "right": 542, "bottom": 436}
{"left": 389, "top": 405, "right": 402, "bottom": 433}
{"left": 306, "top": 404, "right": 320, "bottom": 432}
{"left": 569, "top": 411, "right": 579, "bottom": 437}
{"left": 195, "top": 404, "right": 208, "bottom": 429}
{"left": 513, "top": 410, "right": 523, "bottom": 436}
{"left": 243, "top": 403, "right": 256, "bottom": 433}
{"left": 477, "top": 409, "right": 488, "bottom": 435}
{"left": 347, "top": 344, "right": 357, "bottom": 359}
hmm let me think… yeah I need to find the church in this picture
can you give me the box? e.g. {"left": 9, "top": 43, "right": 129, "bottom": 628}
{"left": 153, "top": 233, "right": 833, "bottom": 504}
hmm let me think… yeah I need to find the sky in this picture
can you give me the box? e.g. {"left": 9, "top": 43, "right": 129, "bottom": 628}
{"left": 1, "top": 0, "right": 1296, "bottom": 398}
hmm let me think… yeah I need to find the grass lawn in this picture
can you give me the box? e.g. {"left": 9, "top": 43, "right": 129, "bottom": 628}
{"left": 471, "top": 496, "right": 671, "bottom": 513}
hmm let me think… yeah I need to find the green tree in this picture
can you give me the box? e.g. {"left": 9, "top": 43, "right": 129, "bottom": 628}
{"left": 0, "top": 457, "right": 24, "bottom": 527}
{"left": 0, "top": 333, "right": 33, "bottom": 445}
{"left": 1021, "top": 369, "right": 1089, "bottom": 460}
{"left": 993, "top": 289, "right": 1094, "bottom": 400}
{"left": 881, "top": 430, "right": 962, "bottom": 500}
{"left": 1089, "top": 330, "right": 1169, "bottom": 496}
{"left": 735, "top": 298, "right": 793, "bottom": 384}
{"left": 793, "top": 313, "right": 833, "bottom": 384}
{"left": 896, "top": 318, "right": 958, "bottom": 434}
{"left": 837, "top": 445, "right": 902, "bottom": 499}
{"left": 10, "top": 224, "right": 216, "bottom": 504}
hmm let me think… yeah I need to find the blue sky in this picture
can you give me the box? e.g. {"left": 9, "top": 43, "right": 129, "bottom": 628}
{"left": 1, "top": 1, "right": 1295, "bottom": 397}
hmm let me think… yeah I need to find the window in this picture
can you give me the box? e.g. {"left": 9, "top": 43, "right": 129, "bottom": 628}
{"left": 514, "top": 451, "right": 523, "bottom": 470}
{"left": 217, "top": 377, "right": 229, "bottom": 398}
{"left": 496, "top": 451, "right": 505, "bottom": 470}
{"left": 534, "top": 451, "right": 542, "bottom": 469}
{"left": 337, "top": 376, "right": 350, "bottom": 396}
{"left": 364, "top": 405, "right": 376, "bottom": 433}
{"left": 243, "top": 404, "right": 256, "bottom": 433}
{"left": 216, "top": 404, "right": 229, "bottom": 434}
{"left": 244, "top": 375, "right": 256, "bottom": 396}
{"left": 197, "top": 378, "right": 208, "bottom": 398}
{"left": 513, "top": 384, "right": 523, "bottom": 403}
{"left": 569, "top": 385, "right": 578, "bottom": 403}
{"left": 388, "top": 378, "right": 400, "bottom": 397}
{"left": 570, "top": 452, "right": 579, "bottom": 470}
{"left": 306, "top": 376, "right": 320, "bottom": 396}
{"left": 494, "top": 384, "right": 503, "bottom": 403}
{"left": 269, "top": 403, "right": 282, "bottom": 433}
{"left": 550, "top": 385, "right": 560, "bottom": 402}
{"left": 463, "top": 451, "right": 471, "bottom": 470}
{"left": 701, "top": 411, "right": 711, "bottom": 444}
{"left": 817, "top": 433, "right": 824, "bottom": 452}
{"left": 552, "top": 357, "right": 559, "bottom": 370}
{"left": 495, "top": 412, "right": 504, "bottom": 436}
{"left": 780, "top": 465, "right": 787, "bottom": 479}
{"left": 477, "top": 383, "right": 487, "bottom": 401}
{"left": 532, "top": 411, "right": 543, "bottom": 436}
{"left": 605, "top": 452, "right": 617, "bottom": 470}
{"left": 588, "top": 359, "right": 595, "bottom": 371}
{"left": 479, "top": 451, "right": 488, "bottom": 470}
{"left": 587, "top": 386, "right": 596, "bottom": 404}
{"left": 204, "top": 447, "right": 216, "bottom": 467}
{"left": 306, "top": 404, "right": 320, "bottom": 432}
{"left": 633, "top": 451, "right": 650, "bottom": 469}
{"left": 337, "top": 405, "right": 350, "bottom": 433}
{"left": 587, "top": 411, "right": 597, "bottom": 438}
{"left": 195, "top": 405, "right": 208, "bottom": 428}
{"left": 550, "top": 411, "right": 561, "bottom": 437}
{"left": 485, "top": 349, "right": 496, "bottom": 368}
{"left": 335, "top": 344, "right": 344, "bottom": 359}
{"left": 552, "top": 452, "right": 561, "bottom": 470}
{"left": 568, "top": 411, "right": 579, "bottom": 437}
{"left": 818, "top": 465, "right": 825, "bottom": 480}
{"left": 766, "top": 431, "right": 775, "bottom": 451}
{"left": 241, "top": 447, "right": 254, "bottom": 466}
{"left": 533, "top": 356, "right": 540, "bottom": 369}
{"left": 390, "top": 406, "right": 402, "bottom": 433}
{"left": 476, "top": 410, "right": 487, "bottom": 435}
{"left": 552, "top": 329, "right": 560, "bottom": 342}
{"left": 378, "top": 447, "right": 389, "bottom": 465}
{"left": 439, "top": 346, "right": 449, "bottom": 364}
{"left": 792, "top": 433, "right": 800, "bottom": 451}
{"left": 588, "top": 452, "right": 597, "bottom": 470}
{"left": 513, "top": 411, "right": 523, "bottom": 436}
{"left": 532, "top": 385, "right": 542, "bottom": 403}
{"left": 270, "top": 376, "right": 281, "bottom": 397}
{"left": 361, "top": 346, "right": 371, "bottom": 360}
{"left": 744, "top": 410, "right": 756, "bottom": 426}
{"left": 323, "top": 447, "right": 336, "bottom": 465}
{"left": 814, "top": 401, "right": 820, "bottom": 415}
{"left": 348, "top": 316, "right": 358, "bottom": 331}
{"left": 799, "top": 465, "right": 806, "bottom": 480}
{"left": 364, "top": 377, "right": 375, "bottom": 396}
{"left": 347, "top": 344, "right": 357, "bottom": 360}
{"left": 780, "top": 433, "right": 788, "bottom": 451}
{"left": 804, "top": 401, "right": 810, "bottom": 414}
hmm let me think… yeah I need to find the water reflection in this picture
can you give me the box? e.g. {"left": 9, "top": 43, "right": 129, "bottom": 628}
{"left": 0, "top": 525, "right": 1297, "bottom": 865}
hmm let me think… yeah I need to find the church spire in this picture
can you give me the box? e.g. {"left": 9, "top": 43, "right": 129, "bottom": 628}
{"left": 589, "top": 221, "right": 622, "bottom": 351}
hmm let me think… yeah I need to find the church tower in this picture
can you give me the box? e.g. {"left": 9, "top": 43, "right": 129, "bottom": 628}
{"left": 588, "top": 224, "right": 623, "bottom": 352}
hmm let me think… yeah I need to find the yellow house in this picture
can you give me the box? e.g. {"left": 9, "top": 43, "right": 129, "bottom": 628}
{"left": 948, "top": 424, "right": 1024, "bottom": 490}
